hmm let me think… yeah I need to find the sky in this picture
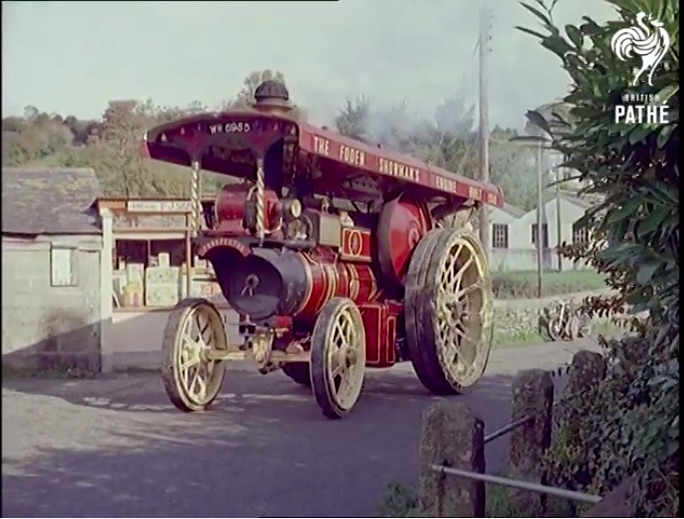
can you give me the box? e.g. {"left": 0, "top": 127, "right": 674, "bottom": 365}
{"left": 2, "top": 0, "right": 617, "bottom": 130}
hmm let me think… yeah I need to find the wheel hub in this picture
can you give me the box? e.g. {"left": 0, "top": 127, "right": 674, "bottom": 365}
{"left": 185, "top": 339, "right": 205, "bottom": 361}
{"left": 344, "top": 348, "right": 357, "bottom": 366}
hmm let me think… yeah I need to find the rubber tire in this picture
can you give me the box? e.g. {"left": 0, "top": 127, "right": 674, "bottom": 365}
{"left": 404, "top": 229, "right": 458, "bottom": 395}
{"left": 161, "top": 298, "right": 227, "bottom": 412}
{"left": 547, "top": 316, "right": 563, "bottom": 341}
{"left": 282, "top": 363, "right": 312, "bottom": 387}
{"left": 310, "top": 297, "right": 366, "bottom": 419}
{"left": 539, "top": 314, "right": 554, "bottom": 342}
{"left": 404, "top": 228, "right": 491, "bottom": 396}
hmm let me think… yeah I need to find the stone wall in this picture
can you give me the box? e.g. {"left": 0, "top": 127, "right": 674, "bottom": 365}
{"left": 493, "top": 290, "right": 616, "bottom": 339}
{"left": 108, "top": 308, "right": 240, "bottom": 371}
{"left": 2, "top": 235, "right": 103, "bottom": 372}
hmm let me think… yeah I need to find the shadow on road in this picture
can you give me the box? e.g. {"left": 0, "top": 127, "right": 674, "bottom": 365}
{"left": 2, "top": 367, "right": 518, "bottom": 518}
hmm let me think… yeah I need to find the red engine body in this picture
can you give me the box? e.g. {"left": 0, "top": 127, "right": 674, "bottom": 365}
{"left": 199, "top": 184, "right": 433, "bottom": 369}
{"left": 212, "top": 183, "right": 281, "bottom": 236}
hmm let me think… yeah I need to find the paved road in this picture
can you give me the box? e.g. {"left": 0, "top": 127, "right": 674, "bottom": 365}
{"left": 2, "top": 339, "right": 598, "bottom": 518}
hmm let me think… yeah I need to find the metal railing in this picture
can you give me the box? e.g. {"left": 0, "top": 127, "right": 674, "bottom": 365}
{"left": 483, "top": 415, "right": 534, "bottom": 444}
{"left": 430, "top": 464, "right": 602, "bottom": 504}
{"left": 430, "top": 414, "right": 603, "bottom": 505}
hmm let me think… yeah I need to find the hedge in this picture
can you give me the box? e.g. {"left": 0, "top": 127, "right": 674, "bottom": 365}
{"left": 492, "top": 270, "right": 608, "bottom": 300}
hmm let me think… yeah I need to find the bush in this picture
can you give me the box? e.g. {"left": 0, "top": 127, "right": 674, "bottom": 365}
{"left": 492, "top": 270, "right": 608, "bottom": 299}
{"left": 377, "top": 482, "right": 418, "bottom": 518}
{"left": 520, "top": 0, "right": 679, "bottom": 516}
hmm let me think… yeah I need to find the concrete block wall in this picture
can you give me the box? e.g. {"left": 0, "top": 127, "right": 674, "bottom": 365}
{"left": 1, "top": 236, "right": 103, "bottom": 372}
{"left": 108, "top": 308, "right": 240, "bottom": 371}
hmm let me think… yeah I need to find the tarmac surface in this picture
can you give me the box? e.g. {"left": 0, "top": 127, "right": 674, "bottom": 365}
{"left": 2, "top": 339, "right": 598, "bottom": 518}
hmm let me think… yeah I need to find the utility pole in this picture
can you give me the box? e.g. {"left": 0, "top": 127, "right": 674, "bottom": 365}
{"left": 478, "top": 6, "right": 491, "bottom": 255}
{"left": 556, "top": 169, "right": 562, "bottom": 272}
{"left": 536, "top": 142, "right": 544, "bottom": 298}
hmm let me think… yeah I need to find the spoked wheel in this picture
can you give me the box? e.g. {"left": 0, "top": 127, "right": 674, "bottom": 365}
{"left": 282, "top": 362, "right": 311, "bottom": 387}
{"left": 405, "top": 228, "right": 494, "bottom": 395}
{"left": 577, "top": 313, "right": 592, "bottom": 337}
{"left": 310, "top": 297, "right": 366, "bottom": 419}
{"left": 547, "top": 313, "right": 564, "bottom": 341}
{"left": 161, "top": 298, "right": 229, "bottom": 412}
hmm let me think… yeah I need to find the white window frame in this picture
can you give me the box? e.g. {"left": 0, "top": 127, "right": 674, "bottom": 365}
{"left": 531, "top": 223, "right": 549, "bottom": 248}
{"left": 50, "top": 245, "right": 78, "bottom": 287}
{"left": 491, "top": 223, "right": 509, "bottom": 249}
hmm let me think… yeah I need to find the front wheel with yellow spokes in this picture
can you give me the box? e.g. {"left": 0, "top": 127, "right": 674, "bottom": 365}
{"left": 161, "top": 298, "right": 229, "bottom": 412}
{"left": 405, "top": 227, "right": 493, "bottom": 395}
{"left": 310, "top": 298, "right": 366, "bottom": 419}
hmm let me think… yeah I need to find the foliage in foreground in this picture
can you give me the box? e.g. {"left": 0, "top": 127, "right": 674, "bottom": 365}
{"left": 519, "top": 0, "right": 679, "bottom": 516}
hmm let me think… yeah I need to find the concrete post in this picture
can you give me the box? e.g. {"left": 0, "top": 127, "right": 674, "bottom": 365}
{"left": 99, "top": 207, "right": 114, "bottom": 373}
{"left": 419, "top": 401, "right": 486, "bottom": 518}
{"left": 566, "top": 350, "right": 607, "bottom": 395}
{"left": 507, "top": 369, "right": 554, "bottom": 516}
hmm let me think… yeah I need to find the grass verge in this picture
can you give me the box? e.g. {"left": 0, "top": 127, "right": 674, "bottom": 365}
{"left": 492, "top": 270, "right": 608, "bottom": 300}
{"left": 492, "top": 319, "right": 628, "bottom": 349}
{"left": 378, "top": 480, "right": 577, "bottom": 518}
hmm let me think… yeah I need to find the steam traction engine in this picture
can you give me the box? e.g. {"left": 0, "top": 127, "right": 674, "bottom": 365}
{"left": 140, "top": 81, "right": 505, "bottom": 419}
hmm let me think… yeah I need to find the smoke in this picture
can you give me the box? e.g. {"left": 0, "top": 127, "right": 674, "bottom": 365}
{"left": 434, "top": 96, "right": 475, "bottom": 137}
{"left": 333, "top": 92, "right": 476, "bottom": 155}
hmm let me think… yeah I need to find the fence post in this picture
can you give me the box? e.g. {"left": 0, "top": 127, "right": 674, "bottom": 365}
{"left": 419, "top": 401, "right": 486, "bottom": 518}
{"left": 563, "top": 349, "right": 608, "bottom": 497}
{"left": 566, "top": 349, "right": 607, "bottom": 394}
{"left": 507, "top": 369, "right": 554, "bottom": 516}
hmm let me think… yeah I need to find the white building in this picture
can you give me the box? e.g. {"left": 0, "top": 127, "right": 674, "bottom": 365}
{"left": 486, "top": 194, "right": 594, "bottom": 272}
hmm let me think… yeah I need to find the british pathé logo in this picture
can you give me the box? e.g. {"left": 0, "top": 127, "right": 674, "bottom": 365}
{"left": 610, "top": 13, "right": 672, "bottom": 125}
{"left": 610, "top": 12, "right": 671, "bottom": 86}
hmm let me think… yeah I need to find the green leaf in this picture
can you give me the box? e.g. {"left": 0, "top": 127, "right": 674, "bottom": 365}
{"left": 524, "top": 110, "right": 553, "bottom": 136}
{"left": 565, "top": 24, "right": 584, "bottom": 49}
{"left": 520, "top": 2, "right": 553, "bottom": 26}
{"left": 515, "top": 25, "right": 546, "bottom": 40}
{"left": 656, "top": 125, "right": 675, "bottom": 149}
{"left": 652, "top": 84, "right": 679, "bottom": 104}
{"left": 628, "top": 125, "right": 655, "bottom": 145}
{"left": 541, "top": 35, "right": 575, "bottom": 58}
{"left": 606, "top": 200, "right": 640, "bottom": 223}
{"left": 637, "top": 209, "right": 670, "bottom": 236}
{"left": 636, "top": 262, "right": 661, "bottom": 285}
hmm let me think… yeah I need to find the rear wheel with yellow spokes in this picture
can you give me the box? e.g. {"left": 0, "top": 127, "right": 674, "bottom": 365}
{"left": 405, "top": 228, "right": 493, "bottom": 395}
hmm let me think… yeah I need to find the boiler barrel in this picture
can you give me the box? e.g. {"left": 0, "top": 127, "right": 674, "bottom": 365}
{"left": 222, "top": 249, "right": 377, "bottom": 321}
{"left": 296, "top": 252, "right": 377, "bottom": 320}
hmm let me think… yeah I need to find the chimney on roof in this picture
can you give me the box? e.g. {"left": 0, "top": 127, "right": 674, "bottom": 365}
{"left": 252, "top": 80, "right": 293, "bottom": 116}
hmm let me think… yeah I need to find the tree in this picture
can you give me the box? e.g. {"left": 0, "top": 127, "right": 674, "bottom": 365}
{"left": 334, "top": 96, "right": 371, "bottom": 141}
{"left": 409, "top": 95, "right": 478, "bottom": 177}
{"left": 488, "top": 126, "right": 540, "bottom": 210}
{"left": 334, "top": 94, "right": 479, "bottom": 177}
{"left": 221, "top": 69, "right": 305, "bottom": 120}
{"left": 232, "top": 69, "right": 287, "bottom": 109}
{"left": 1, "top": 107, "right": 74, "bottom": 166}
{"left": 519, "top": 0, "right": 679, "bottom": 515}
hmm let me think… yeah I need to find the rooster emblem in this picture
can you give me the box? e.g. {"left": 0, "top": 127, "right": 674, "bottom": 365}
{"left": 610, "top": 12, "right": 671, "bottom": 86}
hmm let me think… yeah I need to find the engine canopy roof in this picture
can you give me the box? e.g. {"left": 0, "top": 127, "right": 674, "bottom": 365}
{"left": 141, "top": 110, "right": 504, "bottom": 208}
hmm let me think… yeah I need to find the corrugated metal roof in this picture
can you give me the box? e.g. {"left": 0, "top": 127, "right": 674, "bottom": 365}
{"left": 2, "top": 167, "right": 102, "bottom": 235}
